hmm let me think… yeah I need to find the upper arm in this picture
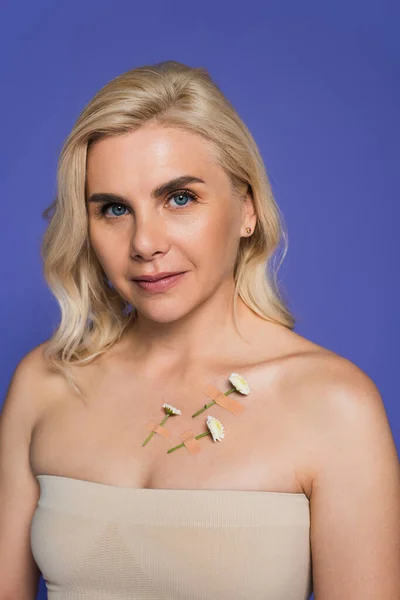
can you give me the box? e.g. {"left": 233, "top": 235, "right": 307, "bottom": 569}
{"left": 306, "top": 359, "right": 400, "bottom": 599}
{"left": 0, "top": 346, "right": 46, "bottom": 600}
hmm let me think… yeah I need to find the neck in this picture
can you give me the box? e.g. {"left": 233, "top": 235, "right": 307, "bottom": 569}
{"left": 125, "top": 279, "right": 255, "bottom": 371}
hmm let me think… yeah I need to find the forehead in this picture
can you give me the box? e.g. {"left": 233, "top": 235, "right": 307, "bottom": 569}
{"left": 86, "top": 124, "right": 224, "bottom": 192}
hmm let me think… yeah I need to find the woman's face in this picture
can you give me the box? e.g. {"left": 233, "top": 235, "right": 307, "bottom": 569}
{"left": 86, "top": 123, "right": 255, "bottom": 323}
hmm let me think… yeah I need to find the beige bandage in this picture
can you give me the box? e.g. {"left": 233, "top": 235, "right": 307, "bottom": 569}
{"left": 204, "top": 384, "right": 245, "bottom": 416}
{"left": 146, "top": 420, "right": 171, "bottom": 438}
{"left": 180, "top": 430, "right": 202, "bottom": 455}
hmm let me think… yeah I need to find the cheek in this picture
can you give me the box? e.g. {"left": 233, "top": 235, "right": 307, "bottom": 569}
{"left": 189, "top": 212, "right": 239, "bottom": 266}
{"left": 89, "top": 228, "right": 126, "bottom": 274}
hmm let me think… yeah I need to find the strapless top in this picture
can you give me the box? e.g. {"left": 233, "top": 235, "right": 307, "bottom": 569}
{"left": 30, "top": 475, "right": 313, "bottom": 600}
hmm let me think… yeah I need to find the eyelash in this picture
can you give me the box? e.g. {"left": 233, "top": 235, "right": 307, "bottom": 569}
{"left": 95, "top": 188, "right": 199, "bottom": 219}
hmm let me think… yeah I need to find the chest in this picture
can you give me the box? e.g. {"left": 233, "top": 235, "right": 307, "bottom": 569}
{"left": 30, "top": 362, "right": 309, "bottom": 494}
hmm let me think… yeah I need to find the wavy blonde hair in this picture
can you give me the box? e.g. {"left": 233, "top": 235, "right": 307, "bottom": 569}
{"left": 41, "top": 60, "right": 295, "bottom": 398}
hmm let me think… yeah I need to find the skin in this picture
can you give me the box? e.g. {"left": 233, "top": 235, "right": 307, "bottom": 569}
{"left": 86, "top": 123, "right": 259, "bottom": 367}
{"left": 20, "top": 122, "right": 400, "bottom": 598}
{"left": 32, "top": 122, "right": 325, "bottom": 493}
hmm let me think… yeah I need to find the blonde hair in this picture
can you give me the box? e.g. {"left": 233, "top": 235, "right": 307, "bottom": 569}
{"left": 41, "top": 60, "right": 295, "bottom": 398}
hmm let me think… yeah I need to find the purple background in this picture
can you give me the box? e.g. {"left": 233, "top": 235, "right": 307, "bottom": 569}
{"left": 1, "top": 1, "right": 399, "bottom": 598}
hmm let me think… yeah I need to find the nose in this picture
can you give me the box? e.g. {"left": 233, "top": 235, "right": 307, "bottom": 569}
{"left": 129, "top": 213, "right": 170, "bottom": 261}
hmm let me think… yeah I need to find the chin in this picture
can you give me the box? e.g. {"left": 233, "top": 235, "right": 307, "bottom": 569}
{"left": 135, "top": 305, "right": 192, "bottom": 324}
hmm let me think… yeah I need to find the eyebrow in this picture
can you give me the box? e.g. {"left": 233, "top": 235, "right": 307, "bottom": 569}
{"left": 86, "top": 175, "right": 206, "bottom": 205}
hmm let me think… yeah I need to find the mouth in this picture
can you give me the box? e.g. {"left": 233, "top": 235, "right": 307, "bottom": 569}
{"left": 133, "top": 272, "right": 187, "bottom": 293}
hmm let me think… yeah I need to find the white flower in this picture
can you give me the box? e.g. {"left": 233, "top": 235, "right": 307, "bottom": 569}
{"left": 162, "top": 403, "right": 182, "bottom": 416}
{"left": 206, "top": 415, "right": 225, "bottom": 442}
{"left": 228, "top": 373, "right": 250, "bottom": 395}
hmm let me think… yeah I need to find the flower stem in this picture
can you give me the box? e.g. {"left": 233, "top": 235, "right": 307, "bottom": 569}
{"left": 191, "top": 387, "right": 236, "bottom": 418}
{"left": 191, "top": 401, "right": 215, "bottom": 418}
{"left": 167, "top": 431, "right": 210, "bottom": 453}
{"left": 142, "top": 414, "right": 169, "bottom": 446}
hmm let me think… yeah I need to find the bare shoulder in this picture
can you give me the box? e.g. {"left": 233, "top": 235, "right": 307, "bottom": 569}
{"left": 5, "top": 342, "right": 49, "bottom": 406}
{"left": 283, "top": 344, "right": 389, "bottom": 435}
{"left": 0, "top": 341, "right": 58, "bottom": 598}
{"left": 258, "top": 324, "right": 380, "bottom": 403}
{"left": 251, "top": 322, "right": 387, "bottom": 427}
{"left": 281, "top": 347, "right": 400, "bottom": 596}
{"left": 278, "top": 340, "right": 394, "bottom": 465}
{"left": 11, "top": 341, "right": 50, "bottom": 380}
{"left": 4, "top": 341, "right": 57, "bottom": 433}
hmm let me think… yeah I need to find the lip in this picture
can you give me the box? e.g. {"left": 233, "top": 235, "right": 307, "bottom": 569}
{"left": 133, "top": 272, "right": 186, "bottom": 293}
{"left": 133, "top": 271, "right": 184, "bottom": 282}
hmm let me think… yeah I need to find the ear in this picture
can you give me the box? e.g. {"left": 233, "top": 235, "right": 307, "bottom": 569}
{"left": 241, "top": 187, "right": 257, "bottom": 235}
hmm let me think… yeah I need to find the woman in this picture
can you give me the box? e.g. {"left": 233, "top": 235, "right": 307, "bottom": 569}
{"left": 1, "top": 60, "right": 399, "bottom": 600}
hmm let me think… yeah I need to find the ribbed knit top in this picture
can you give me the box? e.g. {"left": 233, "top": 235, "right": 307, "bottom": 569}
{"left": 30, "top": 475, "right": 312, "bottom": 600}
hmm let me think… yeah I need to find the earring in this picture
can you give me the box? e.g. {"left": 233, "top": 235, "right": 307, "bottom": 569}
{"left": 245, "top": 227, "right": 252, "bottom": 235}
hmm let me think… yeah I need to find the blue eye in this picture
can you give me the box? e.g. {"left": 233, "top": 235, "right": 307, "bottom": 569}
{"left": 167, "top": 189, "right": 198, "bottom": 208}
{"left": 97, "top": 188, "right": 198, "bottom": 220}
{"left": 100, "top": 204, "right": 128, "bottom": 218}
